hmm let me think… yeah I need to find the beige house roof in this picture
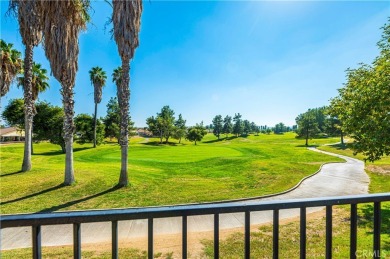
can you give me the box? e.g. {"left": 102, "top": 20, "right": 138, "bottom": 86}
{"left": 0, "top": 127, "right": 25, "bottom": 137}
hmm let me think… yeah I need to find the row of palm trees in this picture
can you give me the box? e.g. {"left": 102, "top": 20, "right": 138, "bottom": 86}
{"left": 2, "top": 0, "right": 142, "bottom": 187}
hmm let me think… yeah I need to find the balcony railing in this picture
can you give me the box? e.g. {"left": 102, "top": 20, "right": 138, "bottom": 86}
{"left": 1, "top": 193, "right": 389, "bottom": 259}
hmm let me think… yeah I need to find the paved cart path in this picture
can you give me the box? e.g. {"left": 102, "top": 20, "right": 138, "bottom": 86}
{"left": 1, "top": 148, "right": 369, "bottom": 250}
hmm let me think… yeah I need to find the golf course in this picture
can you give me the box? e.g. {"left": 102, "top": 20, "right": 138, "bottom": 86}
{"left": 0, "top": 133, "right": 348, "bottom": 214}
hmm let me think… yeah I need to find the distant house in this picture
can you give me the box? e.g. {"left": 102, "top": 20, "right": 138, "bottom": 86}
{"left": 0, "top": 127, "right": 25, "bottom": 142}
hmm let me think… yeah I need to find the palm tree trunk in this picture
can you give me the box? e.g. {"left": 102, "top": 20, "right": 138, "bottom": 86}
{"left": 22, "top": 44, "right": 34, "bottom": 172}
{"left": 117, "top": 60, "right": 130, "bottom": 187}
{"left": 62, "top": 77, "right": 75, "bottom": 185}
{"left": 93, "top": 102, "right": 97, "bottom": 148}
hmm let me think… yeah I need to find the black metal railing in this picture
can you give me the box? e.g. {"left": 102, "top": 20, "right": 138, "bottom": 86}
{"left": 1, "top": 193, "right": 390, "bottom": 259}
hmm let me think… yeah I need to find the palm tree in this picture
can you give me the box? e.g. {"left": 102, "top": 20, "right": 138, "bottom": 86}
{"left": 39, "top": 0, "right": 91, "bottom": 185}
{"left": 9, "top": 0, "right": 43, "bottom": 171}
{"left": 89, "top": 66, "right": 107, "bottom": 148}
{"left": 17, "top": 62, "right": 49, "bottom": 154}
{"left": 0, "top": 39, "right": 22, "bottom": 98}
{"left": 112, "top": 0, "right": 143, "bottom": 187}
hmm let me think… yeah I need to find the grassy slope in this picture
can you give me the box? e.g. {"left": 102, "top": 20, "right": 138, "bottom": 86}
{"left": 1, "top": 133, "right": 342, "bottom": 214}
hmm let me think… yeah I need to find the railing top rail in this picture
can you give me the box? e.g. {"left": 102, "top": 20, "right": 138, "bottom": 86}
{"left": 1, "top": 193, "right": 389, "bottom": 228}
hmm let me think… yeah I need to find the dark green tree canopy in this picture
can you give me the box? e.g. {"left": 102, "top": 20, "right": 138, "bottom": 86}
{"left": 212, "top": 115, "right": 223, "bottom": 140}
{"left": 295, "top": 109, "right": 320, "bottom": 146}
{"left": 74, "top": 113, "right": 105, "bottom": 146}
{"left": 186, "top": 123, "right": 207, "bottom": 145}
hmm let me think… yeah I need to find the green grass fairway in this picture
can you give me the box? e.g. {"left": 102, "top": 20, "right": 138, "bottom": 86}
{"left": 1, "top": 133, "right": 342, "bottom": 214}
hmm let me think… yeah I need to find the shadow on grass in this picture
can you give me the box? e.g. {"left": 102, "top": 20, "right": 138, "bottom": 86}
{"left": 37, "top": 185, "right": 121, "bottom": 213}
{"left": 0, "top": 184, "right": 65, "bottom": 205}
{"left": 203, "top": 136, "right": 238, "bottom": 143}
{"left": 295, "top": 144, "right": 319, "bottom": 148}
{"left": 141, "top": 141, "right": 180, "bottom": 146}
{"left": 358, "top": 203, "right": 390, "bottom": 250}
{"left": 327, "top": 143, "right": 351, "bottom": 150}
{"left": 34, "top": 147, "right": 93, "bottom": 156}
{"left": 0, "top": 170, "right": 24, "bottom": 178}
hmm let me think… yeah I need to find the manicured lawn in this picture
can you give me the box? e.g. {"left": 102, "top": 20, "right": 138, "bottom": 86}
{"left": 0, "top": 133, "right": 342, "bottom": 214}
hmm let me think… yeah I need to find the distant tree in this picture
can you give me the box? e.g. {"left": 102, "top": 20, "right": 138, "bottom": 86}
{"left": 186, "top": 123, "right": 207, "bottom": 145}
{"left": 74, "top": 113, "right": 105, "bottom": 145}
{"left": 103, "top": 97, "right": 134, "bottom": 142}
{"left": 158, "top": 105, "right": 175, "bottom": 144}
{"left": 251, "top": 122, "right": 259, "bottom": 135}
{"left": 212, "top": 115, "right": 223, "bottom": 140}
{"left": 89, "top": 66, "right": 107, "bottom": 148}
{"left": 222, "top": 115, "right": 233, "bottom": 138}
{"left": 266, "top": 128, "right": 272, "bottom": 134}
{"left": 296, "top": 110, "right": 320, "bottom": 146}
{"left": 274, "top": 122, "right": 286, "bottom": 134}
{"left": 173, "top": 113, "right": 186, "bottom": 143}
{"left": 146, "top": 116, "right": 163, "bottom": 143}
{"left": 243, "top": 120, "right": 251, "bottom": 136}
{"left": 233, "top": 113, "right": 243, "bottom": 137}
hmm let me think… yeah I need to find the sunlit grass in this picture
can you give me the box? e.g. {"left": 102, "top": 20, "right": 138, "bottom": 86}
{"left": 0, "top": 133, "right": 342, "bottom": 214}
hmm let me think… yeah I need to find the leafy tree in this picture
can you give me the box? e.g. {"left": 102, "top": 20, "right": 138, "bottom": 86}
{"left": 233, "top": 113, "right": 243, "bottom": 137}
{"left": 329, "top": 21, "right": 390, "bottom": 161}
{"left": 2, "top": 99, "right": 66, "bottom": 152}
{"left": 103, "top": 97, "right": 134, "bottom": 142}
{"left": 186, "top": 123, "right": 207, "bottom": 145}
{"left": 158, "top": 105, "right": 175, "bottom": 144}
{"left": 33, "top": 101, "right": 65, "bottom": 153}
{"left": 74, "top": 113, "right": 105, "bottom": 146}
{"left": 89, "top": 66, "right": 107, "bottom": 148}
{"left": 212, "top": 115, "right": 223, "bottom": 140}
{"left": 222, "top": 115, "right": 233, "bottom": 138}
{"left": 173, "top": 113, "right": 186, "bottom": 143}
{"left": 250, "top": 122, "right": 259, "bottom": 136}
{"left": 266, "top": 128, "right": 272, "bottom": 135}
{"left": 325, "top": 104, "right": 344, "bottom": 145}
{"left": 296, "top": 110, "right": 320, "bottom": 146}
{"left": 243, "top": 120, "right": 251, "bottom": 136}
{"left": 274, "top": 122, "right": 286, "bottom": 134}
{"left": 146, "top": 106, "right": 175, "bottom": 144}
{"left": 0, "top": 39, "right": 22, "bottom": 97}
{"left": 2, "top": 98, "right": 24, "bottom": 128}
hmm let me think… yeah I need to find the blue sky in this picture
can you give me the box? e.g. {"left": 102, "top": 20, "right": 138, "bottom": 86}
{"left": 1, "top": 1, "right": 389, "bottom": 127}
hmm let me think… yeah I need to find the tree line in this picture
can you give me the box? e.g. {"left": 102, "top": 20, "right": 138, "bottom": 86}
{"left": 2, "top": 97, "right": 135, "bottom": 152}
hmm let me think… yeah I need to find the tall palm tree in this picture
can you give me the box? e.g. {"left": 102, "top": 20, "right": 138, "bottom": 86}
{"left": 112, "top": 0, "right": 142, "bottom": 187}
{"left": 39, "top": 0, "right": 91, "bottom": 185}
{"left": 89, "top": 66, "right": 107, "bottom": 148}
{"left": 0, "top": 39, "right": 22, "bottom": 98}
{"left": 17, "top": 62, "right": 49, "bottom": 154}
{"left": 9, "top": 0, "right": 43, "bottom": 171}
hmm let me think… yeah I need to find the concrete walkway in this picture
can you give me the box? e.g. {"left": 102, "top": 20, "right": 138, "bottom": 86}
{"left": 1, "top": 148, "right": 369, "bottom": 250}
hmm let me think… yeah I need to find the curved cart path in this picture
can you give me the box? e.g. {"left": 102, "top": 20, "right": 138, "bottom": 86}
{"left": 1, "top": 148, "right": 369, "bottom": 249}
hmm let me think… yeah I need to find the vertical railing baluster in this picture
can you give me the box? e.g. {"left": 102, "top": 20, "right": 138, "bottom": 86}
{"left": 245, "top": 211, "right": 250, "bottom": 259}
{"left": 214, "top": 213, "right": 219, "bottom": 259}
{"left": 350, "top": 204, "right": 357, "bottom": 259}
{"left": 300, "top": 207, "right": 306, "bottom": 259}
{"left": 182, "top": 216, "right": 187, "bottom": 259}
{"left": 112, "top": 220, "right": 118, "bottom": 259}
{"left": 148, "top": 218, "right": 153, "bottom": 259}
{"left": 373, "top": 202, "right": 381, "bottom": 259}
{"left": 73, "top": 223, "right": 81, "bottom": 259}
{"left": 326, "top": 206, "right": 332, "bottom": 259}
{"left": 32, "top": 225, "right": 41, "bottom": 259}
{"left": 273, "top": 209, "right": 279, "bottom": 259}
